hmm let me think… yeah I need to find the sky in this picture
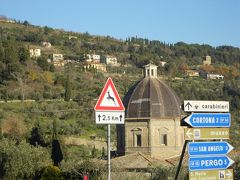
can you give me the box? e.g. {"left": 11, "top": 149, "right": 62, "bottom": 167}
{"left": 0, "top": 0, "right": 240, "bottom": 47}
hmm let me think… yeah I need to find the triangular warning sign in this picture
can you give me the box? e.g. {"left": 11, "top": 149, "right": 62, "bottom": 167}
{"left": 95, "top": 77, "right": 125, "bottom": 111}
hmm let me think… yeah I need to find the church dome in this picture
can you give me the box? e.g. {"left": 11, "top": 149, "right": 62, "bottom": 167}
{"left": 124, "top": 77, "right": 182, "bottom": 119}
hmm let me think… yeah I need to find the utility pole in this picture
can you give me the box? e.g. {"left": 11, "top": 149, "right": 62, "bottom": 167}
{"left": 174, "top": 140, "right": 188, "bottom": 180}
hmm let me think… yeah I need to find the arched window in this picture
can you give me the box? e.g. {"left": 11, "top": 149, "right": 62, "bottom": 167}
{"left": 159, "top": 127, "right": 169, "bottom": 146}
{"left": 147, "top": 69, "right": 150, "bottom": 76}
{"left": 151, "top": 69, "right": 154, "bottom": 76}
{"left": 131, "top": 128, "right": 142, "bottom": 147}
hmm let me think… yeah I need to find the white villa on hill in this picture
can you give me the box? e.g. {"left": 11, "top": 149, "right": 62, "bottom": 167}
{"left": 29, "top": 49, "right": 41, "bottom": 58}
{"left": 85, "top": 54, "right": 101, "bottom": 63}
{"left": 52, "top": 53, "right": 64, "bottom": 67}
{"left": 101, "top": 55, "right": 118, "bottom": 65}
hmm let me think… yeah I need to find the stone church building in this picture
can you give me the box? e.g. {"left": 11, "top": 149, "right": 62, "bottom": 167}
{"left": 117, "top": 64, "right": 184, "bottom": 158}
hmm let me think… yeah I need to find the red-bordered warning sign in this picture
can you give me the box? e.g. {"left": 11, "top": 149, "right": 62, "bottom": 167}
{"left": 95, "top": 77, "right": 125, "bottom": 111}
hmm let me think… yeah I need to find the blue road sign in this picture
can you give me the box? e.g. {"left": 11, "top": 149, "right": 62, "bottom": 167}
{"left": 189, "top": 156, "right": 234, "bottom": 171}
{"left": 188, "top": 142, "right": 234, "bottom": 156}
{"left": 184, "top": 113, "right": 231, "bottom": 127}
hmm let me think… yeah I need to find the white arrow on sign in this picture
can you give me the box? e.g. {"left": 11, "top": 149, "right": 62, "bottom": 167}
{"left": 228, "top": 157, "right": 235, "bottom": 167}
{"left": 184, "top": 100, "right": 229, "bottom": 112}
{"left": 226, "top": 143, "right": 234, "bottom": 154}
{"left": 226, "top": 169, "right": 232, "bottom": 178}
{"left": 186, "top": 129, "right": 193, "bottom": 138}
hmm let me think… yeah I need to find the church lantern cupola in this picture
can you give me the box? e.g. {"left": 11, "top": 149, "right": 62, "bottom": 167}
{"left": 144, "top": 63, "right": 158, "bottom": 78}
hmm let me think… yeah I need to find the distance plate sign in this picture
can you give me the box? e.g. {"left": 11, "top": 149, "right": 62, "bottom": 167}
{"left": 95, "top": 111, "right": 124, "bottom": 124}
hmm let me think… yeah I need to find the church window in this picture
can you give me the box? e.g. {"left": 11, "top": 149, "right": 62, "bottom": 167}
{"left": 160, "top": 134, "right": 167, "bottom": 146}
{"left": 147, "top": 69, "right": 150, "bottom": 76}
{"left": 136, "top": 134, "right": 142, "bottom": 147}
{"left": 151, "top": 69, "right": 154, "bottom": 76}
{"left": 131, "top": 128, "right": 142, "bottom": 147}
{"left": 159, "top": 127, "right": 168, "bottom": 146}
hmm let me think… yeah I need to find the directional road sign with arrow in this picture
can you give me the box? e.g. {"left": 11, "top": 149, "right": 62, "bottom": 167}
{"left": 189, "top": 155, "right": 234, "bottom": 171}
{"left": 189, "top": 169, "right": 233, "bottom": 180}
{"left": 184, "top": 100, "right": 229, "bottom": 112}
{"left": 184, "top": 113, "right": 231, "bottom": 127}
{"left": 188, "top": 141, "right": 234, "bottom": 156}
{"left": 184, "top": 128, "right": 229, "bottom": 140}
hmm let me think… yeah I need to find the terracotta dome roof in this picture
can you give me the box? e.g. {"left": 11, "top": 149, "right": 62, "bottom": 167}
{"left": 124, "top": 77, "right": 182, "bottom": 119}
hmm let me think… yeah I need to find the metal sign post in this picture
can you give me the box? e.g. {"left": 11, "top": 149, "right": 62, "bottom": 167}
{"left": 107, "top": 124, "right": 111, "bottom": 180}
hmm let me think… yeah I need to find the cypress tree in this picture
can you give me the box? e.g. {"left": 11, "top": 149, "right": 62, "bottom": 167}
{"left": 29, "top": 121, "right": 45, "bottom": 147}
{"left": 64, "top": 74, "right": 72, "bottom": 101}
{"left": 51, "top": 119, "right": 63, "bottom": 166}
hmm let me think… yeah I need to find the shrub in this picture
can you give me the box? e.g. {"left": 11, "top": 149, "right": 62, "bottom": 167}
{"left": 41, "top": 165, "right": 63, "bottom": 180}
{"left": 0, "top": 139, "right": 51, "bottom": 179}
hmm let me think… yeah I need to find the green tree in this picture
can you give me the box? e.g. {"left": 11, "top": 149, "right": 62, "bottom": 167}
{"left": 0, "top": 124, "right": 2, "bottom": 140}
{"left": 0, "top": 139, "right": 51, "bottom": 179}
{"left": 91, "top": 145, "right": 97, "bottom": 158}
{"left": 23, "top": 20, "right": 30, "bottom": 26}
{"left": 43, "top": 26, "right": 53, "bottom": 35}
{"left": 2, "top": 115, "right": 27, "bottom": 142}
{"left": 18, "top": 47, "right": 29, "bottom": 64}
{"left": 41, "top": 165, "right": 62, "bottom": 180}
{"left": 37, "top": 57, "right": 50, "bottom": 71}
{"left": 233, "top": 156, "right": 240, "bottom": 180}
{"left": 64, "top": 74, "right": 72, "bottom": 101}
{"left": 2, "top": 40, "right": 22, "bottom": 80}
{"left": 101, "top": 147, "right": 105, "bottom": 159}
{"left": 29, "top": 121, "right": 46, "bottom": 147}
{"left": 61, "top": 160, "right": 107, "bottom": 179}
{"left": 0, "top": 41, "right": 4, "bottom": 62}
{"left": 3, "top": 40, "right": 18, "bottom": 64}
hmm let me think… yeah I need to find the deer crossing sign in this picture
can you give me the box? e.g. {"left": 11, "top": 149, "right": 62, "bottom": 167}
{"left": 94, "top": 77, "right": 125, "bottom": 124}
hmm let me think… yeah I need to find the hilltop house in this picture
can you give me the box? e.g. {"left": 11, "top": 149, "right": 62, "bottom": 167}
{"left": 29, "top": 49, "right": 41, "bottom": 58}
{"left": 101, "top": 55, "right": 118, "bottom": 65}
{"left": 200, "top": 71, "right": 224, "bottom": 80}
{"left": 52, "top": 53, "right": 64, "bottom": 67}
{"left": 185, "top": 70, "right": 199, "bottom": 77}
{"left": 68, "top": 35, "right": 78, "bottom": 40}
{"left": 159, "top": 61, "right": 167, "bottom": 67}
{"left": 42, "top": 42, "right": 52, "bottom": 48}
{"left": 83, "top": 62, "right": 106, "bottom": 72}
{"left": 203, "top": 55, "right": 211, "bottom": 65}
{"left": 0, "top": 16, "right": 15, "bottom": 23}
{"left": 85, "top": 54, "right": 101, "bottom": 63}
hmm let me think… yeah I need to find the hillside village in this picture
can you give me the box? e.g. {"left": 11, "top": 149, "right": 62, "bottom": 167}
{"left": 29, "top": 45, "right": 119, "bottom": 71}
{"left": 30, "top": 43, "right": 225, "bottom": 80}
{"left": 0, "top": 17, "right": 240, "bottom": 179}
